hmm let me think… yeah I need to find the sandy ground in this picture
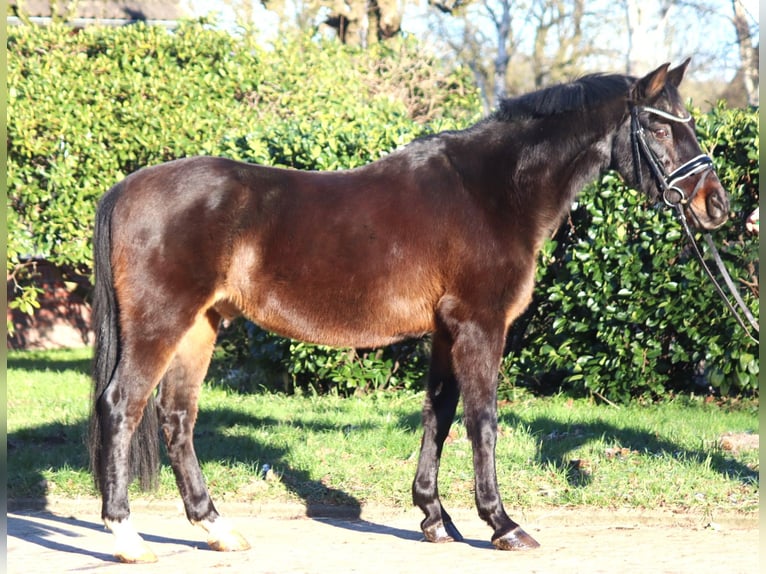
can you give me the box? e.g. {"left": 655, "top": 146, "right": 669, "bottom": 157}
{"left": 6, "top": 498, "right": 759, "bottom": 574}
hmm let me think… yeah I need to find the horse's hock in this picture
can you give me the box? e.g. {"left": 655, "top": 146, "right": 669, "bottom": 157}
{"left": 7, "top": 259, "right": 93, "bottom": 350}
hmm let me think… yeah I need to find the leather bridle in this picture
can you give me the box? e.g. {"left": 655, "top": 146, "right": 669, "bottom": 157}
{"left": 630, "top": 105, "right": 715, "bottom": 207}
{"left": 629, "top": 105, "right": 759, "bottom": 343}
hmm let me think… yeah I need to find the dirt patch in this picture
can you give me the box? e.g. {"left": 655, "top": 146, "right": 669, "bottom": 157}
{"left": 719, "top": 431, "right": 759, "bottom": 454}
{"left": 7, "top": 499, "right": 759, "bottom": 574}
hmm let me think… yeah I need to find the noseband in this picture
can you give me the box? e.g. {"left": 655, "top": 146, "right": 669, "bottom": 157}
{"left": 629, "top": 105, "right": 759, "bottom": 343}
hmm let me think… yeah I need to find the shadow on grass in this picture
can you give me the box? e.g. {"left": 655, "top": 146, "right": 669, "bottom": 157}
{"left": 7, "top": 353, "right": 92, "bottom": 377}
{"left": 395, "top": 406, "right": 757, "bottom": 490}
{"left": 497, "top": 411, "right": 758, "bottom": 490}
{"left": 9, "top": 365, "right": 756, "bottom": 562}
{"left": 192, "top": 407, "right": 369, "bottom": 511}
{"left": 8, "top": 405, "right": 366, "bottom": 513}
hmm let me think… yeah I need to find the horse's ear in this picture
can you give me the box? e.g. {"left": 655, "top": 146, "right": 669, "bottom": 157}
{"left": 632, "top": 63, "right": 670, "bottom": 103}
{"left": 667, "top": 58, "right": 691, "bottom": 88}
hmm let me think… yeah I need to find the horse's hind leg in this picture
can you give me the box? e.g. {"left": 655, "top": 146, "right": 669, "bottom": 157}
{"left": 156, "top": 309, "right": 250, "bottom": 553}
{"left": 98, "top": 339, "right": 176, "bottom": 563}
{"left": 412, "top": 328, "right": 463, "bottom": 543}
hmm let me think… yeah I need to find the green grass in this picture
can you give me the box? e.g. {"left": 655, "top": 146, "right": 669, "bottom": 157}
{"left": 7, "top": 348, "right": 759, "bottom": 517}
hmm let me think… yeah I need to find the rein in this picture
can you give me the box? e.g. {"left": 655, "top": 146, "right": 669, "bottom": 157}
{"left": 630, "top": 105, "right": 759, "bottom": 343}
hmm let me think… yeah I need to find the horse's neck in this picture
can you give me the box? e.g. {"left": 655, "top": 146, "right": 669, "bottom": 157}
{"left": 503, "top": 114, "right": 617, "bottom": 226}
{"left": 540, "top": 127, "right": 614, "bottom": 221}
{"left": 446, "top": 112, "right": 620, "bottom": 249}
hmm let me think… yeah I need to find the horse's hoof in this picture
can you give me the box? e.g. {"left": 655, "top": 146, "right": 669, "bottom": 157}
{"left": 207, "top": 529, "right": 251, "bottom": 552}
{"left": 422, "top": 520, "right": 464, "bottom": 543}
{"left": 492, "top": 525, "right": 540, "bottom": 550}
{"left": 115, "top": 546, "right": 159, "bottom": 564}
{"left": 196, "top": 517, "right": 251, "bottom": 552}
{"left": 106, "top": 518, "right": 158, "bottom": 563}
{"left": 113, "top": 536, "right": 158, "bottom": 563}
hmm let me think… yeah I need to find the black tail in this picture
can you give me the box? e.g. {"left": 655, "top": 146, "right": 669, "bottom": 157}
{"left": 89, "top": 182, "right": 160, "bottom": 492}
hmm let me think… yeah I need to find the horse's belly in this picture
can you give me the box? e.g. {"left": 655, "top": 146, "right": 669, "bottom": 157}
{"left": 223, "top": 230, "right": 442, "bottom": 347}
{"left": 245, "top": 288, "right": 436, "bottom": 348}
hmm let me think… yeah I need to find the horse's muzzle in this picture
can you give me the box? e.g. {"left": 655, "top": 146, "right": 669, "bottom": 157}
{"left": 685, "top": 171, "right": 730, "bottom": 230}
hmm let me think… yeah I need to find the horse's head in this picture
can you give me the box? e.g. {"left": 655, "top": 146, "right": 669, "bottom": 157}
{"left": 612, "top": 60, "right": 729, "bottom": 230}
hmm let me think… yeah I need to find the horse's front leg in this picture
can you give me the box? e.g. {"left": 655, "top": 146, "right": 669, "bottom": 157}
{"left": 450, "top": 312, "right": 540, "bottom": 550}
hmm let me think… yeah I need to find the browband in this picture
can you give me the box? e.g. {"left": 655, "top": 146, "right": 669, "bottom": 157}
{"left": 640, "top": 106, "right": 692, "bottom": 123}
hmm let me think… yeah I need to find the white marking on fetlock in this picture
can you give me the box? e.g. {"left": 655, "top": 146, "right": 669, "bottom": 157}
{"left": 194, "top": 517, "right": 251, "bottom": 552}
{"left": 105, "top": 518, "right": 158, "bottom": 563}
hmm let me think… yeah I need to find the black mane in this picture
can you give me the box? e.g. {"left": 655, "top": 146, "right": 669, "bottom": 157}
{"left": 493, "top": 73, "right": 633, "bottom": 121}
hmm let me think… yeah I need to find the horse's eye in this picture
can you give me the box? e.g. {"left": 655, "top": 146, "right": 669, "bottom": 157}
{"left": 653, "top": 127, "right": 670, "bottom": 140}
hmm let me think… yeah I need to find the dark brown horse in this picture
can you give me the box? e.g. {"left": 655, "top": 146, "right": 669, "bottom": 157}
{"left": 89, "top": 61, "right": 728, "bottom": 562}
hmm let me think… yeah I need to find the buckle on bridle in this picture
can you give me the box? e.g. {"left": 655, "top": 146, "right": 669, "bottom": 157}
{"left": 662, "top": 186, "right": 687, "bottom": 206}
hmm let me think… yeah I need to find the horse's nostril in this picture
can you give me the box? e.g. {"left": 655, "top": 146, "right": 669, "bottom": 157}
{"left": 707, "top": 191, "right": 729, "bottom": 221}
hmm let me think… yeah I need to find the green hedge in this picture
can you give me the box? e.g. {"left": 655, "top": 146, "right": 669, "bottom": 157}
{"left": 7, "top": 23, "right": 758, "bottom": 399}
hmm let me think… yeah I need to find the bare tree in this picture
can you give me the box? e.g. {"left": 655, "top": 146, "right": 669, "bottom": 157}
{"left": 218, "top": 0, "right": 755, "bottom": 101}
{"left": 731, "top": 0, "right": 758, "bottom": 105}
{"left": 528, "top": 0, "right": 601, "bottom": 88}
{"left": 426, "top": 0, "right": 505, "bottom": 111}
{"left": 223, "top": 0, "right": 404, "bottom": 46}
{"left": 485, "top": 0, "right": 512, "bottom": 102}
{"left": 321, "top": 0, "right": 405, "bottom": 45}
{"left": 426, "top": 0, "right": 614, "bottom": 109}
{"left": 621, "top": 0, "right": 675, "bottom": 75}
